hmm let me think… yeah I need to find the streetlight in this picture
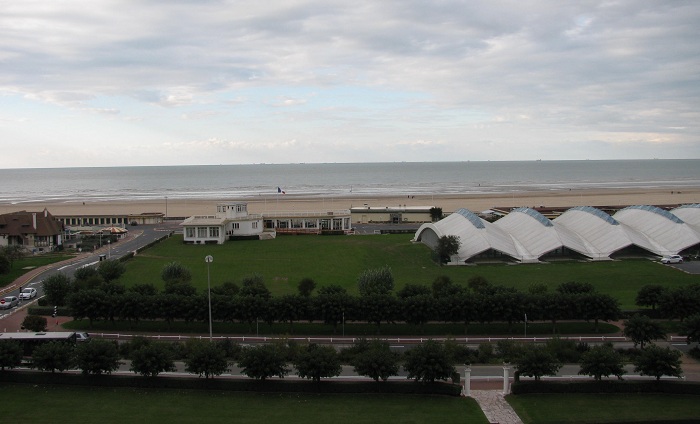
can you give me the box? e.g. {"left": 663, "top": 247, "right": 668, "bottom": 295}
{"left": 165, "top": 196, "right": 168, "bottom": 219}
{"left": 108, "top": 240, "right": 111, "bottom": 259}
{"left": 205, "top": 255, "right": 213, "bottom": 341}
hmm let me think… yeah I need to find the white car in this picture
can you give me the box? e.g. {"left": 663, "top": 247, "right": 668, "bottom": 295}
{"left": 661, "top": 255, "right": 683, "bottom": 264}
{"left": 0, "top": 296, "right": 19, "bottom": 310}
{"left": 19, "top": 288, "right": 37, "bottom": 300}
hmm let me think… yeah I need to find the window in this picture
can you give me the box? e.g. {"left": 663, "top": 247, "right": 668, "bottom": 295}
{"left": 252, "top": 222, "right": 258, "bottom": 229}
{"left": 186, "top": 227, "right": 195, "bottom": 238}
{"left": 232, "top": 222, "right": 240, "bottom": 230}
{"left": 209, "top": 227, "right": 219, "bottom": 237}
{"left": 197, "top": 227, "right": 207, "bottom": 238}
{"left": 236, "top": 204, "right": 246, "bottom": 212}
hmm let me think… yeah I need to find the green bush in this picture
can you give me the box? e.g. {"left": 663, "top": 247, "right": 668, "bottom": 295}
{"left": 511, "top": 380, "right": 700, "bottom": 396}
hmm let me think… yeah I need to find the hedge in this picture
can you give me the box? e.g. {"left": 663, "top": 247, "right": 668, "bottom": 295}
{"left": 0, "top": 371, "right": 462, "bottom": 396}
{"left": 511, "top": 380, "right": 700, "bottom": 396}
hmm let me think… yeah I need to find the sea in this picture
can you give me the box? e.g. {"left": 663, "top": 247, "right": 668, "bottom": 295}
{"left": 1, "top": 160, "right": 699, "bottom": 205}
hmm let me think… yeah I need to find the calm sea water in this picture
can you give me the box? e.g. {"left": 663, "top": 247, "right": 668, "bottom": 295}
{"left": 1, "top": 160, "right": 699, "bottom": 205}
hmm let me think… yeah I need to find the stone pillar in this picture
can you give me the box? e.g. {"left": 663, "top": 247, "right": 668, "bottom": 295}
{"left": 464, "top": 365, "right": 472, "bottom": 397}
{"left": 503, "top": 365, "right": 511, "bottom": 394}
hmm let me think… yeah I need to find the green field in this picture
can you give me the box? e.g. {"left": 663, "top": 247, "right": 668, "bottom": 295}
{"left": 0, "top": 383, "right": 488, "bottom": 424}
{"left": 122, "top": 234, "right": 699, "bottom": 309}
{"left": 507, "top": 393, "right": 700, "bottom": 423}
{"left": 0, "top": 253, "right": 74, "bottom": 287}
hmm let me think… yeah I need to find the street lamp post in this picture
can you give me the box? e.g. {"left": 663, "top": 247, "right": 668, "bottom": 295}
{"left": 108, "top": 240, "right": 111, "bottom": 259}
{"left": 205, "top": 255, "right": 213, "bottom": 341}
{"left": 165, "top": 196, "right": 168, "bottom": 219}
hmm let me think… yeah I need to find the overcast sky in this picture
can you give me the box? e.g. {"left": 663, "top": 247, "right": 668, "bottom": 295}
{"left": 1, "top": 1, "right": 699, "bottom": 168}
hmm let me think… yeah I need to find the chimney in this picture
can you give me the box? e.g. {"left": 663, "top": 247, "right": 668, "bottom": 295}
{"left": 32, "top": 213, "right": 37, "bottom": 229}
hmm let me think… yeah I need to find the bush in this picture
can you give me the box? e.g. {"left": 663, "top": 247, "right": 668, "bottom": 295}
{"left": 512, "top": 380, "right": 700, "bottom": 396}
{"left": 21, "top": 315, "right": 47, "bottom": 332}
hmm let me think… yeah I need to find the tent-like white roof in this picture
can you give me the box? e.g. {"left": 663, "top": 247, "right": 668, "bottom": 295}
{"left": 493, "top": 208, "right": 563, "bottom": 263}
{"left": 415, "top": 204, "right": 700, "bottom": 264}
{"left": 613, "top": 205, "right": 700, "bottom": 256}
{"left": 553, "top": 206, "right": 632, "bottom": 260}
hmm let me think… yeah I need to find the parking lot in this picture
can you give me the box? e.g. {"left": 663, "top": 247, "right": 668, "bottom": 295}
{"left": 667, "top": 260, "right": 700, "bottom": 275}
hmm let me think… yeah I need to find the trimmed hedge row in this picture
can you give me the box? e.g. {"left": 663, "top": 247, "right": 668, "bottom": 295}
{"left": 511, "top": 380, "right": 700, "bottom": 396}
{"left": 0, "top": 370, "right": 462, "bottom": 396}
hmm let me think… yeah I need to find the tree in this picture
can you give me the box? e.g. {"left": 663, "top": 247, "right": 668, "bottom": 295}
{"left": 623, "top": 314, "right": 666, "bottom": 349}
{"left": 21, "top": 315, "right": 47, "bottom": 332}
{"left": 238, "top": 343, "right": 290, "bottom": 380}
{"left": 635, "top": 285, "right": 667, "bottom": 310}
{"left": 313, "top": 289, "right": 353, "bottom": 334}
{"left": 432, "top": 275, "right": 463, "bottom": 298}
{"left": 399, "top": 294, "right": 435, "bottom": 331}
{"left": 0, "top": 245, "right": 24, "bottom": 268}
{"left": 97, "top": 259, "right": 126, "bottom": 283}
{"left": 467, "top": 276, "right": 491, "bottom": 293}
{"left": 435, "top": 235, "right": 460, "bottom": 264}
{"left": 515, "top": 345, "right": 562, "bottom": 381}
{"left": 0, "top": 254, "right": 10, "bottom": 275}
{"left": 357, "top": 266, "right": 394, "bottom": 296}
{"left": 73, "top": 266, "right": 103, "bottom": 292}
{"left": 130, "top": 341, "right": 176, "bottom": 377}
{"left": 297, "top": 278, "right": 316, "bottom": 297}
{"left": 0, "top": 340, "right": 23, "bottom": 370}
{"left": 351, "top": 340, "right": 400, "bottom": 382}
{"left": 184, "top": 340, "right": 230, "bottom": 379}
{"left": 429, "top": 207, "right": 443, "bottom": 222}
{"left": 633, "top": 344, "right": 683, "bottom": 381}
{"left": 74, "top": 339, "right": 121, "bottom": 375}
{"left": 681, "top": 313, "right": 700, "bottom": 345}
{"left": 211, "top": 281, "right": 239, "bottom": 296}
{"left": 293, "top": 344, "right": 341, "bottom": 382}
{"left": 578, "top": 344, "right": 626, "bottom": 381}
{"left": 161, "top": 261, "right": 192, "bottom": 284}
{"left": 404, "top": 340, "right": 455, "bottom": 383}
{"left": 556, "top": 281, "right": 595, "bottom": 294}
{"left": 275, "top": 294, "right": 309, "bottom": 333}
{"left": 42, "top": 273, "right": 72, "bottom": 306}
{"left": 397, "top": 284, "right": 431, "bottom": 299}
{"left": 359, "top": 293, "right": 397, "bottom": 333}
{"left": 68, "top": 289, "right": 110, "bottom": 326}
{"left": 31, "top": 341, "right": 74, "bottom": 373}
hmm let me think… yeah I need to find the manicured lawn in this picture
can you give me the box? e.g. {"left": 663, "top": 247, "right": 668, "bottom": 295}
{"left": 120, "top": 235, "right": 699, "bottom": 309}
{"left": 0, "top": 253, "right": 75, "bottom": 288}
{"left": 0, "top": 383, "right": 488, "bottom": 424}
{"left": 507, "top": 393, "right": 700, "bottom": 423}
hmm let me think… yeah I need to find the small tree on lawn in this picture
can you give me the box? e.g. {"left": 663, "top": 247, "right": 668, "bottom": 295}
{"left": 404, "top": 340, "right": 455, "bottom": 383}
{"left": 352, "top": 340, "right": 400, "bottom": 382}
{"left": 75, "top": 339, "right": 121, "bottom": 375}
{"left": 633, "top": 344, "right": 683, "bottom": 381}
{"left": 161, "top": 261, "right": 192, "bottom": 284}
{"left": 22, "top": 315, "right": 47, "bottom": 332}
{"left": 515, "top": 345, "right": 561, "bottom": 381}
{"left": 357, "top": 266, "right": 394, "bottom": 296}
{"left": 238, "top": 343, "right": 290, "bottom": 381}
{"left": 635, "top": 285, "right": 667, "bottom": 311}
{"left": 0, "top": 254, "right": 10, "bottom": 275}
{"left": 31, "top": 341, "right": 74, "bottom": 373}
{"left": 623, "top": 314, "right": 666, "bottom": 349}
{"left": 184, "top": 340, "right": 230, "bottom": 379}
{"left": 578, "top": 344, "right": 626, "bottom": 381}
{"left": 130, "top": 341, "right": 177, "bottom": 377}
{"left": 0, "top": 340, "right": 23, "bottom": 370}
{"left": 294, "top": 344, "right": 341, "bottom": 382}
{"left": 297, "top": 278, "right": 316, "bottom": 297}
{"left": 681, "top": 313, "right": 700, "bottom": 345}
{"left": 435, "top": 235, "right": 460, "bottom": 264}
{"left": 97, "top": 259, "right": 126, "bottom": 283}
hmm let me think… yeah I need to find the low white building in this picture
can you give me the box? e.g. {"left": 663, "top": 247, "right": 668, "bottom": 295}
{"left": 181, "top": 203, "right": 266, "bottom": 244}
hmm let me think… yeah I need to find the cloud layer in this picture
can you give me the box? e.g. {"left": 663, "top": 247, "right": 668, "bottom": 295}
{"left": 1, "top": 0, "right": 698, "bottom": 167}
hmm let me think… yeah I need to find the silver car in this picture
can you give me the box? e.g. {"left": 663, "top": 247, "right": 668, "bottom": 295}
{"left": 661, "top": 255, "right": 683, "bottom": 264}
{"left": 19, "top": 288, "right": 37, "bottom": 300}
{"left": 0, "top": 296, "right": 19, "bottom": 310}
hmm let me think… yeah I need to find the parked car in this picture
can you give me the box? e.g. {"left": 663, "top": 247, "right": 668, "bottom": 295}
{"left": 19, "top": 288, "right": 37, "bottom": 300}
{"left": 661, "top": 255, "right": 683, "bottom": 264}
{"left": 75, "top": 332, "right": 91, "bottom": 342}
{"left": 0, "top": 296, "right": 19, "bottom": 310}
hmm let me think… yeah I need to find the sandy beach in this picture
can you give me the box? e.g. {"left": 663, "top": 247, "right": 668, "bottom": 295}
{"left": 1, "top": 187, "right": 699, "bottom": 218}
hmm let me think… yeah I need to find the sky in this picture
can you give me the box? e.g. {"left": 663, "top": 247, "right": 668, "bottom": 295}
{"left": 1, "top": 0, "right": 699, "bottom": 168}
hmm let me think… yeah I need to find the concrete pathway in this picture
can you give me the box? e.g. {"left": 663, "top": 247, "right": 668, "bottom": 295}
{"left": 471, "top": 390, "right": 523, "bottom": 424}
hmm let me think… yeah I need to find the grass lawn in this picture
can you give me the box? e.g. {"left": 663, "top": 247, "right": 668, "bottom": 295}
{"left": 0, "top": 253, "right": 75, "bottom": 288}
{"left": 0, "top": 383, "right": 488, "bottom": 424}
{"left": 121, "top": 234, "right": 699, "bottom": 309}
{"left": 507, "top": 393, "right": 700, "bottom": 423}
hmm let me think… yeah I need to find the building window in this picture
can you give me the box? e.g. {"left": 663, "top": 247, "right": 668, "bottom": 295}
{"left": 197, "top": 227, "right": 207, "bottom": 238}
{"left": 209, "top": 227, "right": 219, "bottom": 237}
{"left": 252, "top": 222, "right": 258, "bottom": 229}
{"left": 236, "top": 204, "right": 246, "bottom": 212}
{"left": 232, "top": 222, "right": 240, "bottom": 230}
{"left": 186, "top": 227, "right": 195, "bottom": 238}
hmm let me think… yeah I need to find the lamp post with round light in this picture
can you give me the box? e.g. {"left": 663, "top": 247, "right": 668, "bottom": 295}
{"left": 205, "top": 255, "right": 213, "bottom": 341}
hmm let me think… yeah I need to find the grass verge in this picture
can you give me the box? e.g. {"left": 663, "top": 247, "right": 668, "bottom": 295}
{"left": 507, "top": 393, "right": 700, "bottom": 423}
{"left": 0, "top": 383, "right": 488, "bottom": 424}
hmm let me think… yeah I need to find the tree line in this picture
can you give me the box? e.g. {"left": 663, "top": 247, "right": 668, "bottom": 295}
{"left": 39, "top": 261, "right": 625, "bottom": 333}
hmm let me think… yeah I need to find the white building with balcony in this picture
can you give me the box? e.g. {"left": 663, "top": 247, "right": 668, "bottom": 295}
{"left": 181, "top": 203, "right": 266, "bottom": 244}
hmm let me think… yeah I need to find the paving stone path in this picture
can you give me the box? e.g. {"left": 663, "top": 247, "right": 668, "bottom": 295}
{"left": 471, "top": 390, "right": 524, "bottom": 424}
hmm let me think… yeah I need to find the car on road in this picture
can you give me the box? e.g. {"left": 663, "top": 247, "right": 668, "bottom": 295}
{"left": 0, "top": 296, "right": 19, "bottom": 310}
{"left": 19, "top": 288, "right": 37, "bottom": 300}
{"left": 75, "top": 332, "right": 91, "bottom": 342}
{"left": 661, "top": 255, "right": 684, "bottom": 264}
